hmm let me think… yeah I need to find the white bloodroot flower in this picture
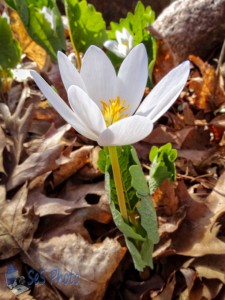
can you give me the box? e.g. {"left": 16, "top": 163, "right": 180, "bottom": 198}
{"left": 31, "top": 44, "right": 190, "bottom": 146}
{"left": 104, "top": 28, "right": 134, "bottom": 58}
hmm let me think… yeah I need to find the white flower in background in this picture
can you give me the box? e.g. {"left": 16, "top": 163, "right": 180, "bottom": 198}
{"left": 31, "top": 44, "right": 190, "bottom": 146}
{"left": 2, "top": 11, "right": 10, "bottom": 23}
{"left": 40, "top": 6, "right": 56, "bottom": 31}
{"left": 104, "top": 28, "right": 134, "bottom": 58}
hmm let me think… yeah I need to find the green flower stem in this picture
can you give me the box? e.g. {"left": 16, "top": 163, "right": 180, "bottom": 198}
{"left": 108, "top": 146, "right": 128, "bottom": 221}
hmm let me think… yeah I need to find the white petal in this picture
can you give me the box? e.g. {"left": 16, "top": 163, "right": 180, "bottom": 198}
{"left": 117, "top": 44, "right": 129, "bottom": 57}
{"left": 116, "top": 30, "right": 123, "bottom": 44}
{"left": 128, "top": 35, "right": 134, "bottom": 50}
{"left": 136, "top": 61, "right": 190, "bottom": 122}
{"left": 122, "top": 28, "right": 130, "bottom": 39}
{"left": 80, "top": 46, "right": 117, "bottom": 106}
{"left": 104, "top": 40, "right": 125, "bottom": 58}
{"left": 68, "top": 85, "right": 106, "bottom": 138}
{"left": 30, "top": 71, "right": 97, "bottom": 141}
{"left": 116, "top": 44, "right": 148, "bottom": 115}
{"left": 57, "top": 51, "right": 86, "bottom": 92}
{"left": 104, "top": 40, "right": 118, "bottom": 52}
{"left": 98, "top": 116, "right": 153, "bottom": 146}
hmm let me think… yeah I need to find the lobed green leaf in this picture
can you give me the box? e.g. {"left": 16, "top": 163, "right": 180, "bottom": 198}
{"left": 0, "top": 15, "right": 21, "bottom": 70}
{"left": 65, "top": 0, "right": 107, "bottom": 53}
{"left": 149, "top": 143, "right": 177, "bottom": 194}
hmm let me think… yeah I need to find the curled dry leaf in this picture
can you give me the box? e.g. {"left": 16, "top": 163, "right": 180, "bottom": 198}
{"left": 179, "top": 268, "right": 197, "bottom": 299}
{"left": 188, "top": 255, "right": 225, "bottom": 284}
{"left": 0, "top": 184, "right": 39, "bottom": 259}
{"left": 52, "top": 145, "right": 94, "bottom": 187}
{"left": 153, "top": 272, "right": 176, "bottom": 300}
{"left": 22, "top": 234, "right": 126, "bottom": 299}
{"left": 76, "top": 146, "right": 103, "bottom": 180}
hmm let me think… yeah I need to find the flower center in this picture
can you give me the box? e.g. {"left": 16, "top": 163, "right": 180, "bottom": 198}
{"left": 122, "top": 40, "right": 129, "bottom": 47}
{"left": 100, "top": 96, "right": 129, "bottom": 127}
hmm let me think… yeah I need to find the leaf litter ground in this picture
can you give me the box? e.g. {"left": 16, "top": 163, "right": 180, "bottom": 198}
{"left": 1, "top": 34, "right": 225, "bottom": 300}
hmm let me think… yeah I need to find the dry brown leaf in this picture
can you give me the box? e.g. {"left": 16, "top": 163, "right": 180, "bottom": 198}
{"left": 59, "top": 180, "right": 106, "bottom": 203}
{"left": 33, "top": 283, "right": 64, "bottom": 300}
{"left": 22, "top": 234, "right": 126, "bottom": 299}
{"left": 151, "top": 39, "right": 175, "bottom": 83}
{"left": 76, "top": 146, "right": 102, "bottom": 180}
{"left": 153, "top": 272, "right": 176, "bottom": 300}
{"left": 157, "top": 206, "right": 186, "bottom": 238}
{"left": 188, "top": 255, "right": 225, "bottom": 284}
{"left": 27, "top": 189, "right": 89, "bottom": 217}
{"left": 0, "top": 126, "right": 7, "bottom": 181}
{"left": 26, "top": 180, "right": 107, "bottom": 217}
{"left": 188, "top": 278, "right": 223, "bottom": 300}
{"left": 171, "top": 178, "right": 225, "bottom": 256}
{"left": 0, "top": 184, "right": 39, "bottom": 259}
{"left": 0, "top": 85, "right": 34, "bottom": 165}
{"left": 40, "top": 201, "right": 111, "bottom": 244}
{"left": 153, "top": 179, "right": 179, "bottom": 216}
{"left": 6, "top": 144, "right": 62, "bottom": 191}
{"left": 9, "top": 11, "right": 49, "bottom": 70}
{"left": 179, "top": 268, "right": 197, "bottom": 299}
{"left": 52, "top": 146, "right": 94, "bottom": 187}
{"left": 145, "top": 126, "right": 194, "bottom": 149}
{"left": 7, "top": 124, "right": 71, "bottom": 191}
{"left": 178, "top": 148, "right": 215, "bottom": 167}
{"left": 189, "top": 55, "right": 225, "bottom": 111}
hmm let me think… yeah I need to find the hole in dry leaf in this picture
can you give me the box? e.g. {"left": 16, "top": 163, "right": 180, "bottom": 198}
{"left": 85, "top": 193, "right": 100, "bottom": 204}
{"left": 84, "top": 220, "right": 113, "bottom": 242}
{"left": 216, "top": 213, "right": 225, "bottom": 242}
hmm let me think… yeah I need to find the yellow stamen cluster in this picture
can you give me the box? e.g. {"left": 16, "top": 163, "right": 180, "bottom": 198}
{"left": 101, "top": 96, "right": 129, "bottom": 127}
{"left": 122, "top": 40, "right": 129, "bottom": 47}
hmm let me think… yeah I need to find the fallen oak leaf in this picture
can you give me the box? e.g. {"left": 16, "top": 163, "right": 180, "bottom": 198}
{"left": 0, "top": 184, "right": 39, "bottom": 259}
